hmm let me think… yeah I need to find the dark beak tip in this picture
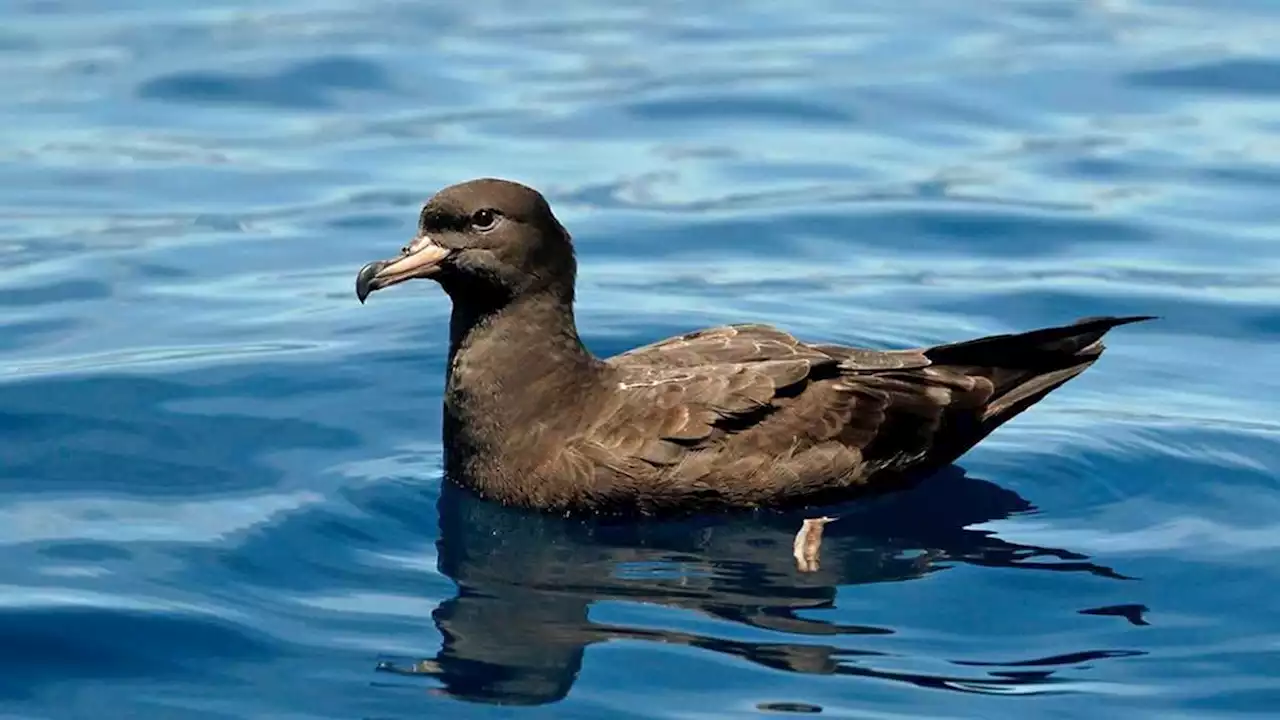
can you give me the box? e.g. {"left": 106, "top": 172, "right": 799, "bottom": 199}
{"left": 355, "top": 260, "right": 384, "bottom": 304}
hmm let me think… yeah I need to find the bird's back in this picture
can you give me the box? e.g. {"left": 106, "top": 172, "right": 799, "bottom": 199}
{"left": 564, "top": 316, "right": 1153, "bottom": 513}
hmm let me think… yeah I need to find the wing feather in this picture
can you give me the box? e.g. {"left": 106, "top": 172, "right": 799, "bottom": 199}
{"left": 524, "top": 317, "right": 1147, "bottom": 512}
{"left": 541, "top": 323, "right": 1000, "bottom": 509}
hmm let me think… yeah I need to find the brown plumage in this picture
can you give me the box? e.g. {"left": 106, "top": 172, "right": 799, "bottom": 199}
{"left": 355, "top": 178, "right": 1153, "bottom": 515}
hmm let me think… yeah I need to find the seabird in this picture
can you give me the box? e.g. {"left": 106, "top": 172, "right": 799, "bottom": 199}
{"left": 356, "top": 178, "right": 1153, "bottom": 515}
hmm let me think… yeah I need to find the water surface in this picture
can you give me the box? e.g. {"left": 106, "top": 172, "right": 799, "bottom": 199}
{"left": 1, "top": 1, "right": 1278, "bottom": 718}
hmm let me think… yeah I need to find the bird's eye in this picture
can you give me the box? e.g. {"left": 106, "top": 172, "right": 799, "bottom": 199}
{"left": 470, "top": 208, "right": 499, "bottom": 231}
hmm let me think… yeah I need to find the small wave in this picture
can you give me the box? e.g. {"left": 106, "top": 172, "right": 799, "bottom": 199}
{"left": 0, "top": 341, "right": 337, "bottom": 382}
{"left": 0, "top": 491, "right": 323, "bottom": 546}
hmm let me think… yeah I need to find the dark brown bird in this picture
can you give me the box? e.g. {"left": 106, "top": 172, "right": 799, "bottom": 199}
{"left": 355, "top": 178, "right": 1153, "bottom": 516}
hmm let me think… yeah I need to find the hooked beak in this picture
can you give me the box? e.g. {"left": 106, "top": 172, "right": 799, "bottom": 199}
{"left": 355, "top": 235, "right": 452, "bottom": 303}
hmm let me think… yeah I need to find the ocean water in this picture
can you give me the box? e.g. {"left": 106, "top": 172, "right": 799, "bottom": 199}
{"left": 1, "top": 0, "right": 1278, "bottom": 717}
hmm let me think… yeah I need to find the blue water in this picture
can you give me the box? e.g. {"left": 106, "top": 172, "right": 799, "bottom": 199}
{"left": 2, "top": 1, "right": 1278, "bottom": 717}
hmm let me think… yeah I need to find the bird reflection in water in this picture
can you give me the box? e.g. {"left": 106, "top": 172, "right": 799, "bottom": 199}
{"left": 376, "top": 467, "right": 1146, "bottom": 705}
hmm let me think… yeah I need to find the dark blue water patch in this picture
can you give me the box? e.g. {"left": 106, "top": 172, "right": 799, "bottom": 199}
{"left": 0, "top": 30, "right": 38, "bottom": 52}
{"left": 184, "top": 474, "right": 445, "bottom": 595}
{"left": 1245, "top": 310, "right": 1280, "bottom": 338}
{"left": 0, "top": 163, "right": 366, "bottom": 214}
{"left": 493, "top": 77, "right": 1039, "bottom": 145}
{"left": 1183, "top": 688, "right": 1280, "bottom": 715}
{"left": 13, "top": 0, "right": 81, "bottom": 17}
{"left": 719, "top": 158, "right": 879, "bottom": 185}
{"left": 1052, "top": 154, "right": 1161, "bottom": 183}
{"left": 0, "top": 375, "right": 359, "bottom": 497}
{"left": 0, "top": 278, "right": 110, "bottom": 308}
{"left": 853, "top": 83, "right": 1045, "bottom": 134}
{"left": 575, "top": 205, "right": 1151, "bottom": 262}
{"left": 871, "top": 206, "right": 1152, "bottom": 254}
{"left": 37, "top": 541, "right": 134, "bottom": 562}
{"left": 129, "top": 261, "right": 195, "bottom": 280}
{"left": 483, "top": 83, "right": 855, "bottom": 141}
{"left": 624, "top": 93, "right": 854, "bottom": 126}
{"left": 189, "top": 213, "right": 252, "bottom": 233}
{"left": 1012, "top": 1, "right": 1090, "bottom": 21}
{"left": 106, "top": 17, "right": 236, "bottom": 60}
{"left": 561, "top": 175, "right": 1088, "bottom": 217}
{"left": 562, "top": 177, "right": 1090, "bottom": 227}
{"left": 0, "top": 316, "right": 78, "bottom": 348}
{"left": 1196, "top": 162, "right": 1280, "bottom": 189}
{"left": 1069, "top": 554, "right": 1280, "bottom": 707}
{"left": 172, "top": 365, "right": 372, "bottom": 401}
{"left": 325, "top": 212, "right": 406, "bottom": 232}
{"left": 158, "top": 352, "right": 451, "bottom": 447}
{"left": 137, "top": 55, "right": 394, "bottom": 110}
{"left": 1127, "top": 58, "right": 1280, "bottom": 97}
{"left": 0, "top": 227, "right": 215, "bottom": 275}
{"left": 0, "top": 607, "right": 274, "bottom": 700}
{"left": 343, "top": 188, "right": 431, "bottom": 210}
{"left": 976, "top": 426, "right": 1280, "bottom": 537}
{"left": 912, "top": 287, "right": 1275, "bottom": 343}
{"left": 597, "top": 275, "right": 834, "bottom": 302}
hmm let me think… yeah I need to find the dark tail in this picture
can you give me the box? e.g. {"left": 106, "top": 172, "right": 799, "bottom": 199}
{"left": 923, "top": 315, "right": 1155, "bottom": 452}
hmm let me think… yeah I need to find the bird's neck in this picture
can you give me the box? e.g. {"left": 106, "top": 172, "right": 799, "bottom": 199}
{"left": 443, "top": 289, "right": 603, "bottom": 483}
{"left": 447, "top": 287, "right": 596, "bottom": 374}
